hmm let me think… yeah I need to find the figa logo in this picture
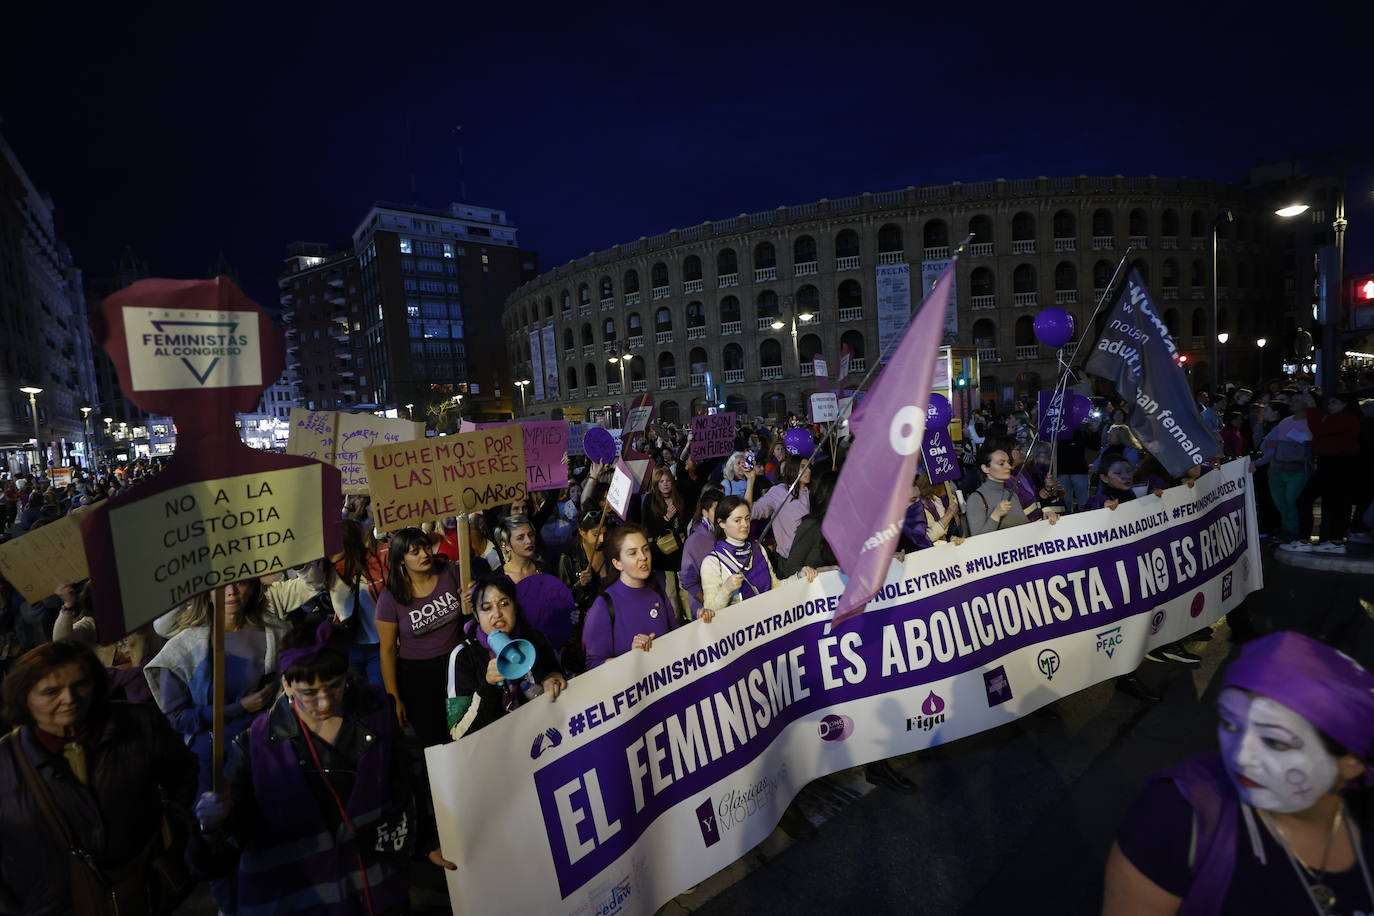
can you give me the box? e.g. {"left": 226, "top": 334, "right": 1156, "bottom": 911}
{"left": 906, "top": 691, "right": 947, "bottom": 731}
{"left": 1096, "top": 626, "right": 1124, "bottom": 658}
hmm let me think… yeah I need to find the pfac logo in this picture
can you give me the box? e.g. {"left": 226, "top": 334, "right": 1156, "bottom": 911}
{"left": 818, "top": 714, "right": 854, "bottom": 742}
{"left": 1095, "top": 626, "right": 1124, "bottom": 659}
{"left": 906, "top": 691, "right": 947, "bottom": 732}
{"left": 1037, "top": 648, "right": 1061, "bottom": 681}
{"left": 529, "top": 726, "right": 563, "bottom": 760}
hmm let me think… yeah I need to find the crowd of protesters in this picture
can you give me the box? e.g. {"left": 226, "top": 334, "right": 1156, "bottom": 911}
{"left": 2, "top": 380, "right": 1374, "bottom": 913}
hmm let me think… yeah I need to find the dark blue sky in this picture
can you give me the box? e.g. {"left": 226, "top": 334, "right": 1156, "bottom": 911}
{"left": 3, "top": 2, "right": 1371, "bottom": 309}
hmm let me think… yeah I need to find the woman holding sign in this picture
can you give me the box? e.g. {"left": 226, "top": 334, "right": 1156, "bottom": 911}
{"left": 699, "top": 495, "right": 816, "bottom": 622}
{"left": 375, "top": 527, "right": 465, "bottom": 748}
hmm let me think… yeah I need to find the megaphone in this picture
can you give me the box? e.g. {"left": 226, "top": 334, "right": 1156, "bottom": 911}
{"left": 487, "top": 631, "right": 537, "bottom": 682}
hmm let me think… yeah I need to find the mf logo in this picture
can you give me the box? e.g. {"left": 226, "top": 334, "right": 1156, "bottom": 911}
{"left": 696, "top": 799, "right": 721, "bottom": 847}
{"left": 1096, "top": 626, "right": 1124, "bottom": 658}
{"left": 1037, "top": 649, "right": 1061, "bottom": 681}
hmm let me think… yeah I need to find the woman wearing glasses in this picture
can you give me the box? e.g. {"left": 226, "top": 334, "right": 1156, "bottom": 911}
{"left": 375, "top": 527, "right": 466, "bottom": 748}
{"left": 699, "top": 495, "right": 816, "bottom": 623}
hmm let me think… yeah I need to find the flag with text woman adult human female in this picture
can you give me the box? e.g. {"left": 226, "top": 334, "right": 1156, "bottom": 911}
{"left": 1084, "top": 269, "right": 1222, "bottom": 478}
{"left": 823, "top": 261, "right": 954, "bottom": 625}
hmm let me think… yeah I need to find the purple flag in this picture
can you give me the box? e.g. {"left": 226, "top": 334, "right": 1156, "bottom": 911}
{"left": 823, "top": 261, "right": 955, "bottom": 625}
{"left": 922, "top": 427, "right": 961, "bottom": 483}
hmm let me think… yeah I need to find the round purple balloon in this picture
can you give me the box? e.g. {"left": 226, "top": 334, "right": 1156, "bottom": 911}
{"left": 1033, "top": 308, "right": 1075, "bottom": 349}
{"left": 926, "top": 392, "right": 951, "bottom": 430}
{"left": 1066, "top": 393, "right": 1093, "bottom": 431}
{"left": 784, "top": 428, "right": 815, "bottom": 457}
{"left": 584, "top": 427, "right": 618, "bottom": 464}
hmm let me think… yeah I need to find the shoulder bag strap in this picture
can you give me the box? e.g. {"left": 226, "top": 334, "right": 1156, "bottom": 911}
{"left": 5, "top": 729, "right": 110, "bottom": 888}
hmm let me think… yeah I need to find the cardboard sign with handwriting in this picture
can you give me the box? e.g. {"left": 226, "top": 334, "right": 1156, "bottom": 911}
{"left": 336, "top": 414, "right": 425, "bottom": 494}
{"left": 364, "top": 427, "right": 527, "bottom": 532}
{"left": 689, "top": 411, "right": 737, "bottom": 461}
{"left": 285, "top": 409, "right": 338, "bottom": 462}
{"left": 0, "top": 515, "right": 90, "bottom": 603}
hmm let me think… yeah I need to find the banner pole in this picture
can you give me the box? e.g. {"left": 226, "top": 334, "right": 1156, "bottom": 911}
{"left": 458, "top": 516, "right": 474, "bottom": 616}
{"left": 211, "top": 584, "right": 227, "bottom": 795}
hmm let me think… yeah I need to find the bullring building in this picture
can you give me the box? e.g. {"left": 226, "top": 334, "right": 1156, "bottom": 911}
{"left": 503, "top": 175, "right": 1289, "bottom": 423}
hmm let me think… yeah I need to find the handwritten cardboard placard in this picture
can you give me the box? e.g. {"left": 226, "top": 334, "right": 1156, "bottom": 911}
{"left": 335, "top": 414, "right": 425, "bottom": 494}
{"left": 285, "top": 408, "right": 338, "bottom": 462}
{"left": 522, "top": 421, "right": 569, "bottom": 492}
{"left": 566, "top": 422, "right": 589, "bottom": 457}
{"left": 606, "top": 460, "right": 635, "bottom": 521}
{"left": 809, "top": 392, "right": 839, "bottom": 423}
{"left": 689, "top": 411, "right": 737, "bottom": 461}
{"left": 0, "top": 515, "right": 90, "bottom": 602}
{"left": 922, "top": 427, "right": 962, "bottom": 484}
{"left": 364, "top": 426, "right": 527, "bottom": 532}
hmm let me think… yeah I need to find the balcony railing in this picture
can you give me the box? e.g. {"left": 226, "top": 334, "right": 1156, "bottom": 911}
{"left": 683, "top": 279, "right": 703, "bottom": 293}
{"left": 717, "top": 273, "right": 739, "bottom": 288}
{"left": 849, "top": 357, "right": 866, "bottom": 373}
{"left": 601, "top": 298, "right": 616, "bottom": 311}
{"left": 924, "top": 246, "right": 950, "bottom": 259}
{"left": 564, "top": 348, "right": 575, "bottom": 360}
{"left": 652, "top": 285, "right": 671, "bottom": 300}
{"left": 606, "top": 382, "right": 622, "bottom": 396}
{"left": 655, "top": 330, "right": 674, "bottom": 344}
{"left": 977, "top": 348, "right": 1000, "bottom": 363}
{"left": 794, "top": 261, "right": 818, "bottom": 277}
{"left": 1054, "top": 290, "right": 1077, "bottom": 305}
{"left": 624, "top": 292, "right": 641, "bottom": 306}
{"left": 585, "top": 385, "right": 600, "bottom": 397}
{"left": 800, "top": 363, "right": 814, "bottom": 377}
{"left": 1129, "top": 236, "right": 1149, "bottom": 248}
{"left": 569, "top": 387, "right": 580, "bottom": 397}
{"left": 724, "top": 369, "right": 745, "bottom": 383}
{"left": 971, "top": 295, "right": 995, "bottom": 310}
{"left": 658, "top": 376, "right": 678, "bottom": 389}
{"left": 760, "top": 366, "right": 783, "bottom": 380}
{"left": 1093, "top": 287, "right": 1108, "bottom": 301}
{"left": 969, "top": 243, "right": 994, "bottom": 257}
{"left": 603, "top": 341, "right": 618, "bottom": 353}
{"left": 722, "top": 321, "right": 742, "bottom": 335}
{"left": 632, "top": 380, "right": 647, "bottom": 393}
{"left": 578, "top": 304, "right": 592, "bottom": 316}
{"left": 1190, "top": 289, "right": 1206, "bottom": 300}
{"left": 1161, "top": 237, "right": 1178, "bottom": 249}
{"left": 627, "top": 334, "right": 644, "bottom": 349}
{"left": 690, "top": 372, "right": 706, "bottom": 386}
{"left": 754, "top": 267, "right": 777, "bottom": 282}
{"left": 1013, "top": 292, "right": 1038, "bottom": 306}
{"left": 1162, "top": 286, "right": 1180, "bottom": 299}
{"left": 835, "top": 255, "right": 861, "bottom": 271}
{"left": 1053, "top": 238, "right": 1076, "bottom": 252}
{"left": 544, "top": 316, "right": 554, "bottom": 326}
{"left": 757, "top": 316, "right": 779, "bottom": 330}
{"left": 1190, "top": 237, "right": 1205, "bottom": 250}
{"left": 1092, "top": 236, "right": 1115, "bottom": 250}
{"left": 838, "top": 307, "right": 864, "bottom": 321}
{"left": 582, "top": 344, "right": 594, "bottom": 356}
{"left": 878, "top": 251, "right": 904, "bottom": 265}
{"left": 1012, "top": 240, "right": 1036, "bottom": 254}
{"left": 1014, "top": 345, "right": 1040, "bottom": 360}
{"left": 687, "top": 325, "right": 706, "bottom": 339}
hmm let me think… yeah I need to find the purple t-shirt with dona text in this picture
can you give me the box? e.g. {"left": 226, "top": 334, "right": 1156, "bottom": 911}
{"left": 375, "top": 565, "right": 465, "bottom": 660}
{"left": 582, "top": 579, "right": 675, "bottom": 670}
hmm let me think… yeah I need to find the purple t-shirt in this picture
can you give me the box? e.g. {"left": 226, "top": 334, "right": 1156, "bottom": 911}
{"left": 1118, "top": 777, "right": 1374, "bottom": 915}
{"left": 582, "top": 579, "right": 675, "bottom": 670}
{"left": 375, "top": 565, "right": 465, "bottom": 660}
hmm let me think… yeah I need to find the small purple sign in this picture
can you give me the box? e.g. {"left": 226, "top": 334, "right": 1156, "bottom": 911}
{"left": 983, "top": 666, "right": 1013, "bottom": 706}
{"left": 584, "top": 427, "right": 618, "bottom": 464}
{"left": 922, "top": 427, "right": 961, "bottom": 484}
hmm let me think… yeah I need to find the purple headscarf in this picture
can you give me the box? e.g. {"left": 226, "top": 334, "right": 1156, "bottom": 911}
{"left": 1221, "top": 630, "right": 1374, "bottom": 764}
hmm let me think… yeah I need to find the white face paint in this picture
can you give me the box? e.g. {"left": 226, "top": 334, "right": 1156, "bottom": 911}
{"left": 1217, "top": 688, "right": 1341, "bottom": 814}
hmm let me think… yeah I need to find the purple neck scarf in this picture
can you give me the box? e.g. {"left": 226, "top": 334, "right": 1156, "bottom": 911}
{"left": 711, "top": 538, "right": 772, "bottom": 597}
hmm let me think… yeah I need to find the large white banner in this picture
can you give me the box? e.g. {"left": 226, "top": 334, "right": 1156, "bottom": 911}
{"left": 427, "top": 460, "right": 1260, "bottom": 915}
{"left": 530, "top": 329, "right": 546, "bottom": 401}
{"left": 922, "top": 258, "right": 958, "bottom": 344}
{"left": 875, "top": 263, "right": 910, "bottom": 363}
{"left": 541, "top": 324, "right": 559, "bottom": 401}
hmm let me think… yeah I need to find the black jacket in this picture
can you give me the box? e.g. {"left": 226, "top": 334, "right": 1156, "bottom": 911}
{"left": 447, "top": 624, "right": 562, "bottom": 740}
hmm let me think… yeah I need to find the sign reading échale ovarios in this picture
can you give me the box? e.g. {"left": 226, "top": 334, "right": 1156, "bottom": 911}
{"left": 107, "top": 465, "right": 326, "bottom": 611}
{"left": 364, "top": 427, "right": 528, "bottom": 532}
{"left": 122, "top": 306, "right": 263, "bottom": 392}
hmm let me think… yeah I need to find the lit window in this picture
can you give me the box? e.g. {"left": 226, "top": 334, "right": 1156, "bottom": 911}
{"left": 400, "top": 238, "right": 413, "bottom": 254}
{"left": 481, "top": 254, "right": 489, "bottom": 265}
{"left": 443, "top": 243, "right": 455, "bottom": 259}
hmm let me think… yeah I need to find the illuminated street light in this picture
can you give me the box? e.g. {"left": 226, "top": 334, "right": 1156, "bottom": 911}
{"left": 1257, "top": 337, "right": 1268, "bottom": 348}
{"left": 1218, "top": 332, "right": 1230, "bottom": 344}
{"left": 1274, "top": 204, "right": 1311, "bottom": 218}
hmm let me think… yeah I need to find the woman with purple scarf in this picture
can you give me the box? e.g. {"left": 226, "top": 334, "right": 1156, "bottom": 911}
{"left": 1104, "top": 632, "right": 1374, "bottom": 915}
{"left": 193, "top": 619, "right": 424, "bottom": 915}
{"left": 698, "top": 495, "right": 816, "bottom": 623}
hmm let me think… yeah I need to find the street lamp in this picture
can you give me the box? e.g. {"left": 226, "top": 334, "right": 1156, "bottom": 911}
{"left": 1274, "top": 204, "right": 1311, "bottom": 219}
{"left": 1276, "top": 185, "right": 1347, "bottom": 393}
{"left": 515, "top": 379, "right": 530, "bottom": 415}
{"left": 1217, "top": 333, "right": 1230, "bottom": 394}
{"left": 404, "top": 402, "right": 415, "bottom": 421}
{"left": 608, "top": 353, "right": 634, "bottom": 394}
{"left": 1209, "top": 210, "right": 1234, "bottom": 398}
{"left": 1256, "top": 337, "right": 1268, "bottom": 348}
{"left": 771, "top": 298, "right": 816, "bottom": 390}
{"left": 19, "top": 386, "right": 42, "bottom": 472}
{"left": 80, "top": 404, "right": 92, "bottom": 470}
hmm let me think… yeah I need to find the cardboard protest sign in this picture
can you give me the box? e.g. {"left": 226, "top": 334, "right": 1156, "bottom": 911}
{"left": 47, "top": 467, "right": 74, "bottom": 486}
{"left": 0, "top": 515, "right": 89, "bottom": 602}
{"left": 809, "top": 392, "right": 838, "bottom": 423}
{"left": 606, "top": 459, "right": 635, "bottom": 521}
{"left": 566, "top": 422, "right": 589, "bottom": 457}
{"left": 689, "top": 411, "right": 736, "bottom": 460}
{"left": 562, "top": 407, "right": 586, "bottom": 422}
{"left": 364, "top": 426, "right": 527, "bottom": 532}
{"left": 285, "top": 408, "right": 338, "bottom": 462}
{"left": 922, "top": 427, "right": 962, "bottom": 483}
{"left": 335, "top": 413, "right": 425, "bottom": 494}
{"left": 522, "top": 421, "right": 568, "bottom": 491}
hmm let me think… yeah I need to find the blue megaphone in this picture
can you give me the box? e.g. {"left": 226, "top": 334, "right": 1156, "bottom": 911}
{"left": 488, "top": 631, "right": 537, "bottom": 682}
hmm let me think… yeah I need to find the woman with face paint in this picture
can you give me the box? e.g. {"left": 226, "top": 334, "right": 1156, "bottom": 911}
{"left": 1104, "top": 632, "right": 1374, "bottom": 915}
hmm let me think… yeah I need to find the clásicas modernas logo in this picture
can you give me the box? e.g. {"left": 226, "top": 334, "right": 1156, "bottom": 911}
{"left": 124, "top": 307, "right": 262, "bottom": 391}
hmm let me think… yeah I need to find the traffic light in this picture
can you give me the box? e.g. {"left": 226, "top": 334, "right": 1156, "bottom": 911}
{"left": 1355, "top": 275, "right": 1374, "bottom": 304}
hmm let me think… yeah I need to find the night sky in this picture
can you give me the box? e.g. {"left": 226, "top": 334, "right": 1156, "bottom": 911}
{"left": 3, "top": 3, "right": 1371, "bottom": 311}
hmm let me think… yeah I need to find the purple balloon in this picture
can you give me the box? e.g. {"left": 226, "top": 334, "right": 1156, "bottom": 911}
{"left": 1066, "top": 393, "right": 1093, "bottom": 431}
{"left": 1033, "top": 308, "right": 1075, "bottom": 349}
{"left": 584, "top": 427, "right": 618, "bottom": 464}
{"left": 926, "top": 392, "right": 951, "bottom": 430}
{"left": 784, "top": 428, "right": 815, "bottom": 457}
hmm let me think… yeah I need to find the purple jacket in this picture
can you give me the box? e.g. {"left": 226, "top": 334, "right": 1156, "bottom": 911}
{"left": 679, "top": 520, "right": 715, "bottom": 617}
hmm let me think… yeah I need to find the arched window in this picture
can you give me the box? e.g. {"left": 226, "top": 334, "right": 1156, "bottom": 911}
{"left": 1132, "top": 259, "right": 1150, "bottom": 284}
{"left": 796, "top": 284, "right": 820, "bottom": 316}
{"left": 1013, "top": 263, "right": 1037, "bottom": 293}
{"left": 658, "top": 351, "right": 676, "bottom": 379}
{"left": 682, "top": 255, "right": 702, "bottom": 282}
{"left": 562, "top": 328, "right": 574, "bottom": 351}
{"left": 599, "top": 276, "right": 613, "bottom": 300}
{"left": 754, "top": 241, "right": 776, "bottom": 269}
{"left": 1092, "top": 209, "right": 1114, "bottom": 237}
{"left": 586, "top": 363, "right": 598, "bottom": 387}
{"left": 969, "top": 214, "right": 994, "bottom": 246}
{"left": 1161, "top": 209, "right": 1179, "bottom": 237}
{"left": 561, "top": 290, "right": 572, "bottom": 313}
{"left": 627, "top": 313, "right": 642, "bottom": 336}
{"left": 756, "top": 290, "right": 779, "bottom": 323}
{"left": 840, "top": 329, "right": 865, "bottom": 359}
{"left": 581, "top": 323, "right": 594, "bottom": 346}
{"left": 686, "top": 301, "right": 705, "bottom": 328}
{"left": 923, "top": 219, "right": 948, "bottom": 250}
{"left": 720, "top": 296, "right": 740, "bottom": 324}
{"left": 972, "top": 318, "right": 996, "bottom": 347}
{"left": 624, "top": 269, "right": 640, "bottom": 294}
{"left": 799, "top": 333, "right": 823, "bottom": 363}
{"left": 761, "top": 392, "right": 787, "bottom": 418}
{"left": 760, "top": 338, "right": 783, "bottom": 368}
{"left": 660, "top": 400, "right": 681, "bottom": 424}
{"left": 543, "top": 296, "right": 553, "bottom": 318}
{"left": 629, "top": 356, "right": 645, "bottom": 382}
{"left": 1054, "top": 262, "right": 1077, "bottom": 291}
{"left": 1129, "top": 209, "right": 1149, "bottom": 237}
{"left": 723, "top": 343, "right": 744, "bottom": 371}
{"left": 1162, "top": 259, "right": 1179, "bottom": 288}
{"left": 1190, "top": 212, "right": 1205, "bottom": 238}
{"left": 1012, "top": 211, "right": 1036, "bottom": 241}
{"left": 1094, "top": 260, "right": 1113, "bottom": 290}
{"left": 793, "top": 235, "right": 817, "bottom": 265}
{"left": 651, "top": 262, "right": 669, "bottom": 289}
{"left": 578, "top": 283, "right": 590, "bottom": 305}
{"left": 838, "top": 279, "right": 862, "bottom": 311}
{"left": 655, "top": 307, "right": 672, "bottom": 332}
{"left": 1190, "top": 260, "right": 1205, "bottom": 288}
{"left": 725, "top": 394, "right": 749, "bottom": 415}
{"left": 567, "top": 366, "right": 578, "bottom": 391}
{"left": 1191, "top": 309, "right": 1205, "bottom": 336}
{"left": 717, "top": 248, "right": 737, "bottom": 276}
{"left": 1053, "top": 209, "right": 1075, "bottom": 239}
{"left": 878, "top": 223, "right": 903, "bottom": 253}
{"left": 1164, "top": 309, "right": 1180, "bottom": 337}
{"left": 689, "top": 347, "right": 709, "bottom": 375}
{"left": 603, "top": 318, "right": 617, "bottom": 341}
{"left": 971, "top": 267, "right": 995, "bottom": 296}
{"left": 1015, "top": 315, "right": 1036, "bottom": 346}
{"left": 835, "top": 230, "right": 860, "bottom": 259}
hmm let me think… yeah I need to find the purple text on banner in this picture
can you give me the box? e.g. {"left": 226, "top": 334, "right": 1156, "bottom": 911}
{"left": 689, "top": 412, "right": 736, "bottom": 461}
{"left": 923, "top": 427, "right": 962, "bottom": 483}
